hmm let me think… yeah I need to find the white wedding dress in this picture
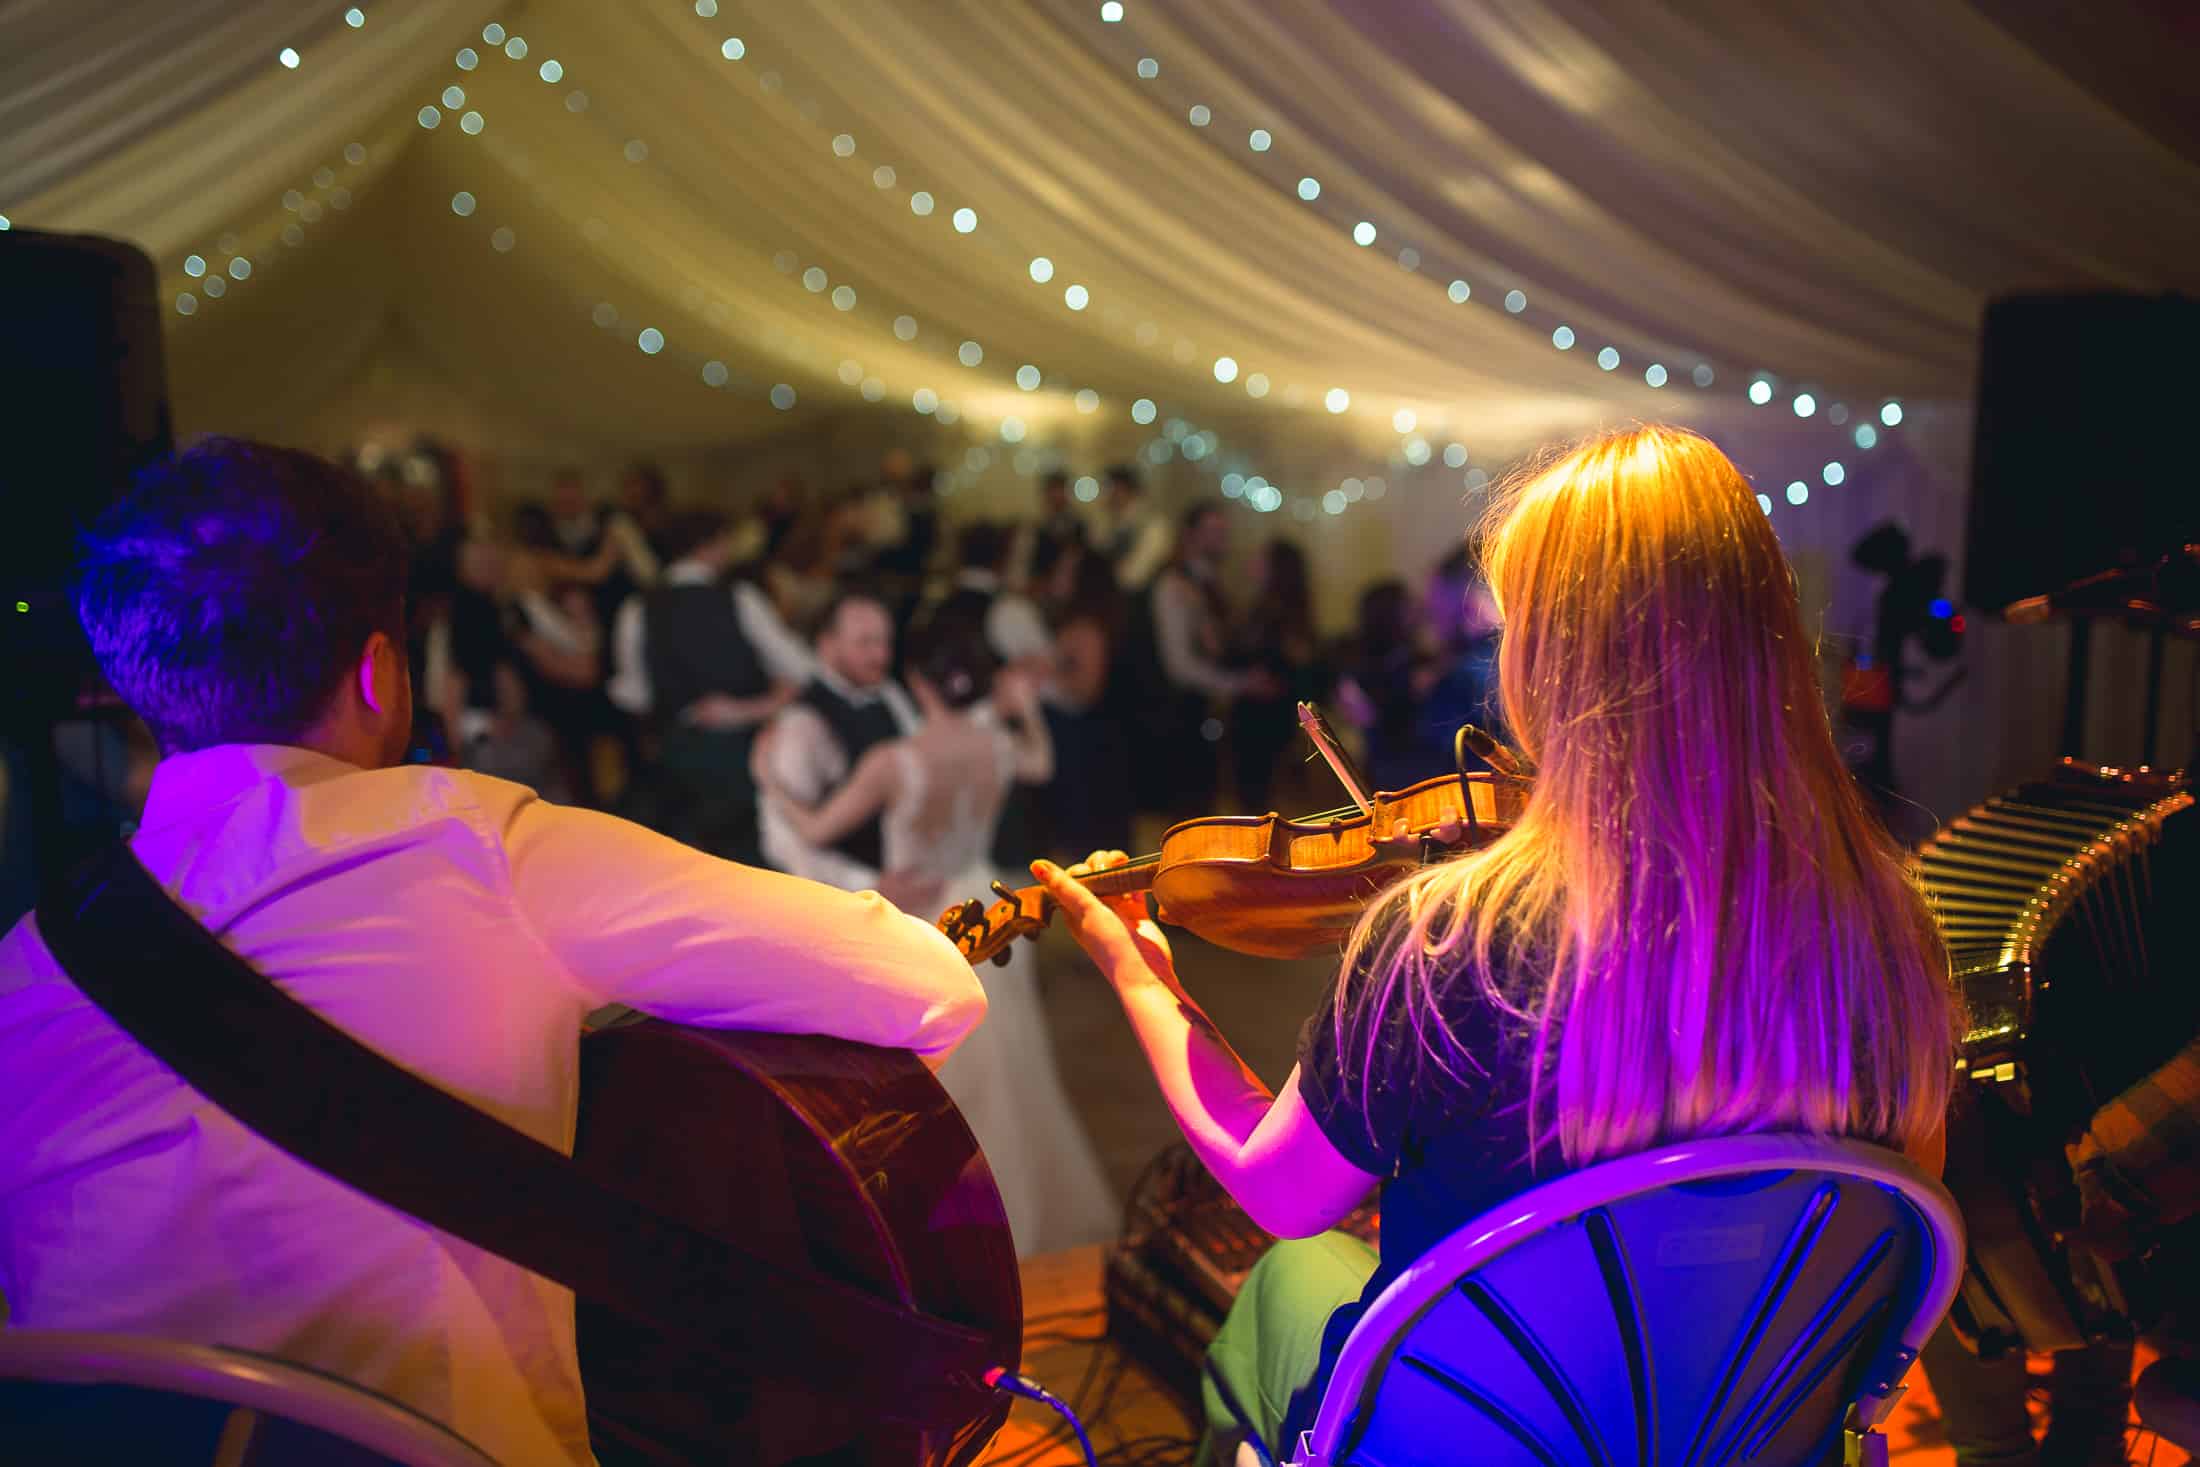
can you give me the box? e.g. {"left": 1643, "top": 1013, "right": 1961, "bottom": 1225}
{"left": 880, "top": 722, "right": 1118, "bottom": 1258}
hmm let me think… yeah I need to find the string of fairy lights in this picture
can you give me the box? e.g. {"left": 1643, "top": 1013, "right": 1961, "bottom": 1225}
{"left": 400, "top": 6, "right": 1392, "bottom": 523}
{"left": 671, "top": 2, "right": 1403, "bottom": 521}
{"left": 148, "top": 10, "right": 1341, "bottom": 519}
{"left": 1082, "top": 0, "right": 1907, "bottom": 515}
{"left": 164, "top": 19, "right": 382, "bottom": 319}
{"left": 151, "top": 1, "right": 1907, "bottom": 525}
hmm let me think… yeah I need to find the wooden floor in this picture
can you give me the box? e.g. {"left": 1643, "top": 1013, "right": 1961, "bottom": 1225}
{"left": 979, "top": 1246, "right": 2189, "bottom": 1467}
{"left": 981, "top": 1247, "right": 1200, "bottom": 1466}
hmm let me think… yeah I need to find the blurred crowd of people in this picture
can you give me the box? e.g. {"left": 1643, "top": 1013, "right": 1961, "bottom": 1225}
{"left": 381, "top": 443, "right": 1507, "bottom": 900}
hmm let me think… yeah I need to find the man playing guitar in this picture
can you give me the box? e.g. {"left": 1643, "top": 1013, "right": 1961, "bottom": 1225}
{"left": 0, "top": 439, "right": 988, "bottom": 1464}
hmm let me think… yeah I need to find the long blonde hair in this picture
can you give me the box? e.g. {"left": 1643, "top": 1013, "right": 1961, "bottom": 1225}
{"left": 1339, "top": 425, "right": 1954, "bottom": 1165}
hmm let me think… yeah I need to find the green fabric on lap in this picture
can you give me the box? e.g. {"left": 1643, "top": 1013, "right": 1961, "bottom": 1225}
{"left": 1200, "top": 1231, "right": 1379, "bottom": 1463}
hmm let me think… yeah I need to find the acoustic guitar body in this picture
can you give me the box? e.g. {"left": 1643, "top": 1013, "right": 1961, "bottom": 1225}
{"left": 573, "top": 1020, "right": 1021, "bottom": 1466}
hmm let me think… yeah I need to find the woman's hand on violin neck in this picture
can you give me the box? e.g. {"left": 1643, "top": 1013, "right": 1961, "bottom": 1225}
{"left": 1031, "top": 853, "right": 1174, "bottom": 991}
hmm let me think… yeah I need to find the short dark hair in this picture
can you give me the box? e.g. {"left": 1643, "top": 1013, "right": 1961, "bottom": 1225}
{"left": 1182, "top": 503, "right": 1226, "bottom": 533}
{"left": 76, "top": 436, "right": 410, "bottom": 754}
{"left": 512, "top": 502, "right": 558, "bottom": 550}
{"left": 656, "top": 508, "right": 732, "bottom": 562}
{"left": 1105, "top": 464, "right": 1141, "bottom": 491}
{"left": 812, "top": 586, "right": 888, "bottom": 643}
{"left": 1054, "top": 547, "right": 1127, "bottom": 637}
{"left": 1041, "top": 469, "right": 1070, "bottom": 491}
{"left": 623, "top": 460, "right": 669, "bottom": 507}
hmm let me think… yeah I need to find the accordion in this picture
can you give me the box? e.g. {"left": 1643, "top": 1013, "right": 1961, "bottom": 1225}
{"left": 1915, "top": 759, "right": 2197, "bottom": 1352}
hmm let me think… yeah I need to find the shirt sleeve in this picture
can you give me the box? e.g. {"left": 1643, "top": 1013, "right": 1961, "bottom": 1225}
{"left": 1154, "top": 573, "right": 1245, "bottom": 698}
{"left": 985, "top": 595, "right": 1054, "bottom": 664}
{"left": 1297, "top": 970, "right": 1409, "bottom": 1179}
{"left": 733, "top": 582, "right": 817, "bottom": 685}
{"left": 755, "top": 705, "right": 881, "bottom": 891}
{"left": 605, "top": 512, "right": 660, "bottom": 585}
{"left": 1117, "top": 515, "right": 1174, "bottom": 592}
{"left": 867, "top": 488, "right": 909, "bottom": 551}
{"left": 1006, "top": 524, "right": 1038, "bottom": 592}
{"left": 501, "top": 795, "right": 984, "bottom": 1065}
{"left": 1297, "top": 908, "right": 1496, "bottom": 1179}
{"left": 881, "top": 682, "right": 921, "bottom": 734}
{"left": 516, "top": 591, "right": 589, "bottom": 658}
{"left": 605, "top": 595, "right": 651, "bottom": 714}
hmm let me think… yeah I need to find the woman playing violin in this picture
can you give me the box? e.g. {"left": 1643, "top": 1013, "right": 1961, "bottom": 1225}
{"left": 1033, "top": 425, "right": 1958, "bottom": 1462}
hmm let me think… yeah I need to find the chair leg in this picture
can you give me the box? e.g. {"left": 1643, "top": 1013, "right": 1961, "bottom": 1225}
{"left": 1844, "top": 1426, "right": 1890, "bottom": 1467}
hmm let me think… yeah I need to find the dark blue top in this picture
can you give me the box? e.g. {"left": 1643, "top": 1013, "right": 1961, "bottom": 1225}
{"left": 1286, "top": 922, "right": 1566, "bottom": 1439}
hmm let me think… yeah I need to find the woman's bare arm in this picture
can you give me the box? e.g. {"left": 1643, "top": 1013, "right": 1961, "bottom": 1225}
{"left": 1032, "top": 854, "right": 1380, "bottom": 1237}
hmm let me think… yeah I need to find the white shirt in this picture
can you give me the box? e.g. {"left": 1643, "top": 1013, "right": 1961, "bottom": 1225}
{"left": 1097, "top": 507, "right": 1174, "bottom": 592}
{"left": 553, "top": 511, "right": 659, "bottom": 586}
{"left": 434, "top": 592, "right": 596, "bottom": 745}
{"left": 515, "top": 589, "right": 592, "bottom": 658}
{"left": 605, "top": 561, "right": 814, "bottom": 716}
{"left": 757, "top": 670, "right": 921, "bottom": 890}
{"left": 1153, "top": 563, "right": 1246, "bottom": 698}
{"left": 950, "top": 569, "right": 1054, "bottom": 667}
{"left": 0, "top": 745, "right": 985, "bottom": 1466}
{"left": 551, "top": 510, "right": 600, "bottom": 555}
{"left": 862, "top": 485, "right": 909, "bottom": 557}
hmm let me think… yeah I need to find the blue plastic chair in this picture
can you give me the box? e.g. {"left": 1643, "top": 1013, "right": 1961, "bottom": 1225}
{"left": 1287, "top": 1135, "right": 1965, "bottom": 1467}
{"left": 0, "top": 1330, "right": 499, "bottom": 1465}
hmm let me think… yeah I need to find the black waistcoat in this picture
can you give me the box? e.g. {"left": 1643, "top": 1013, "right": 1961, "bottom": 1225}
{"left": 795, "top": 679, "right": 903, "bottom": 872}
{"left": 643, "top": 582, "right": 767, "bottom": 725}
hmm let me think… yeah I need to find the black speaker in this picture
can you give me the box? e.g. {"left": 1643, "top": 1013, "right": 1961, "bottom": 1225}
{"left": 1966, "top": 292, "right": 2200, "bottom": 614}
{"left": 0, "top": 229, "right": 173, "bottom": 716}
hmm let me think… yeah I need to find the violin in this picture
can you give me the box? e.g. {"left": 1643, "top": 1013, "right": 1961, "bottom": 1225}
{"left": 938, "top": 708, "right": 1528, "bottom": 967}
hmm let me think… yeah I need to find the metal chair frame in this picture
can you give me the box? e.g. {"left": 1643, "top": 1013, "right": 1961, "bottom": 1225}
{"left": 0, "top": 1330, "right": 500, "bottom": 1466}
{"left": 1289, "top": 1134, "right": 1966, "bottom": 1467}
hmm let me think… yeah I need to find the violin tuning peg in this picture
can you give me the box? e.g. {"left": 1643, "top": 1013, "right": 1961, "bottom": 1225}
{"left": 938, "top": 898, "right": 990, "bottom": 942}
{"left": 990, "top": 880, "right": 1017, "bottom": 903}
{"left": 990, "top": 948, "right": 1014, "bottom": 968}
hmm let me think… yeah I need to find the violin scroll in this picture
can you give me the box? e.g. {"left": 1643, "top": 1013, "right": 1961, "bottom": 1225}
{"left": 937, "top": 886, "right": 1051, "bottom": 968}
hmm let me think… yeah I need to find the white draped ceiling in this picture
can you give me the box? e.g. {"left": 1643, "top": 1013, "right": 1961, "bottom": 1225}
{"left": 6, "top": 0, "right": 2196, "bottom": 462}
{"left": 4, "top": 0, "right": 2197, "bottom": 808}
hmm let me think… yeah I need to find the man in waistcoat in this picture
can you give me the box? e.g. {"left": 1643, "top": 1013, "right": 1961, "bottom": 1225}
{"left": 753, "top": 590, "right": 920, "bottom": 893}
{"left": 606, "top": 509, "right": 811, "bottom": 862}
{"left": 1007, "top": 469, "right": 1089, "bottom": 593}
{"left": 911, "top": 520, "right": 1053, "bottom": 671}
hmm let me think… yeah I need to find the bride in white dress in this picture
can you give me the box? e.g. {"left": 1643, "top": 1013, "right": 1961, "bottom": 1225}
{"left": 760, "top": 620, "right": 1118, "bottom": 1257}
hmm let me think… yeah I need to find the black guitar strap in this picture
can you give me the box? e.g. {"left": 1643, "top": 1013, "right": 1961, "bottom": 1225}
{"left": 35, "top": 844, "right": 996, "bottom": 1420}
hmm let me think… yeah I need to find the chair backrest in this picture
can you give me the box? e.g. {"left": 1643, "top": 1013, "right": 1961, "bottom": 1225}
{"left": 1300, "top": 1135, "right": 1964, "bottom": 1467}
{"left": 0, "top": 1331, "right": 499, "bottom": 1466}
